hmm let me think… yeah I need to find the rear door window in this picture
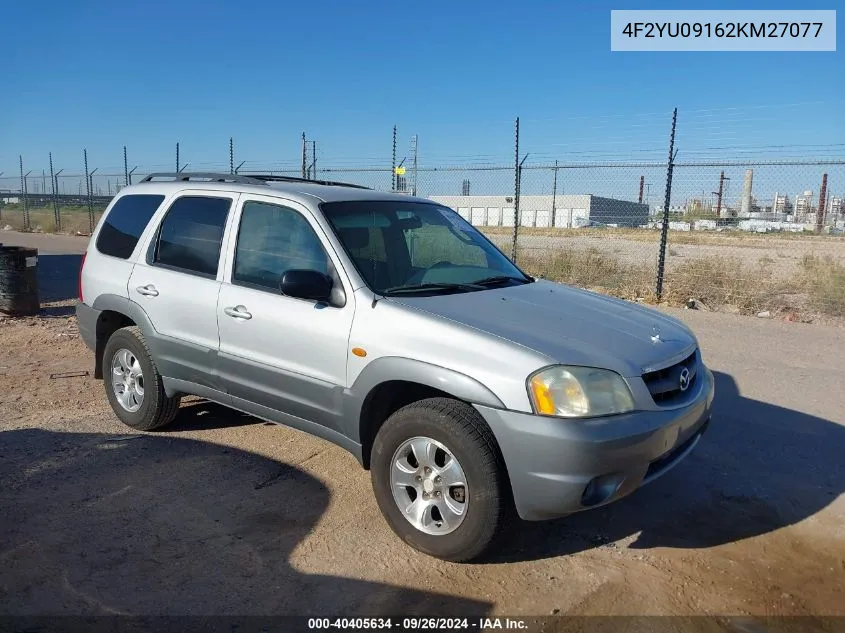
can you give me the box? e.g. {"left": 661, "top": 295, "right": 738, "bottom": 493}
{"left": 151, "top": 196, "right": 231, "bottom": 277}
{"left": 95, "top": 194, "right": 165, "bottom": 259}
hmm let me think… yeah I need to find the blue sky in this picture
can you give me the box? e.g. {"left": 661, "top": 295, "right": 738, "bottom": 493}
{"left": 1, "top": 0, "right": 842, "bottom": 184}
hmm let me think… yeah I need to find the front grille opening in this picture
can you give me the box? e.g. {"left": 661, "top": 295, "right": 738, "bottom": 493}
{"left": 643, "top": 350, "right": 698, "bottom": 406}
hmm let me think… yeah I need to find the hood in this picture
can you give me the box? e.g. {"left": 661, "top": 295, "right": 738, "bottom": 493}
{"left": 387, "top": 280, "right": 696, "bottom": 378}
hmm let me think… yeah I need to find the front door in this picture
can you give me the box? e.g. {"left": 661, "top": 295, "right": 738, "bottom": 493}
{"left": 216, "top": 196, "right": 356, "bottom": 434}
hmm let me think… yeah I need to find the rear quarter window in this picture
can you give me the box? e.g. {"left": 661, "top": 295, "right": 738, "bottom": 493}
{"left": 96, "top": 194, "right": 166, "bottom": 259}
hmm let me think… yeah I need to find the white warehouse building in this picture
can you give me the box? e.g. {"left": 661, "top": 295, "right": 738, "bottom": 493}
{"left": 429, "top": 195, "right": 649, "bottom": 228}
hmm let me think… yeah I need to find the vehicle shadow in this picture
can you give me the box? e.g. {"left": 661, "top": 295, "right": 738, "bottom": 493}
{"left": 166, "top": 398, "right": 264, "bottom": 432}
{"left": 37, "top": 253, "right": 82, "bottom": 303}
{"left": 0, "top": 428, "right": 492, "bottom": 617}
{"left": 487, "top": 370, "right": 845, "bottom": 563}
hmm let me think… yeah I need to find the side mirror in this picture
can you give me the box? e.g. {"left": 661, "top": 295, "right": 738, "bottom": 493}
{"left": 280, "top": 269, "right": 333, "bottom": 302}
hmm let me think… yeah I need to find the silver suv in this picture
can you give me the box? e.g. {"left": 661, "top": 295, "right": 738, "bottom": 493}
{"left": 76, "top": 172, "right": 714, "bottom": 562}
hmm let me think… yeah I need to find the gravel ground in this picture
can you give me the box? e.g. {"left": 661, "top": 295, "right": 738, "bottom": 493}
{"left": 1, "top": 231, "right": 844, "bottom": 624}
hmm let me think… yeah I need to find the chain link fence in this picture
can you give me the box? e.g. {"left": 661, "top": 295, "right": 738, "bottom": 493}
{"left": 2, "top": 154, "right": 843, "bottom": 322}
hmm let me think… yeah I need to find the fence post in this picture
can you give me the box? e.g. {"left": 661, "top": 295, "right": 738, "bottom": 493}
{"left": 655, "top": 107, "right": 678, "bottom": 302}
{"left": 391, "top": 126, "right": 397, "bottom": 192}
{"left": 551, "top": 160, "right": 558, "bottom": 226}
{"left": 84, "top": 149, "right": 92, "bottom": 234}
{"left": 21, "top": 161, "right": 33, "bottom": 232}
{"left": 19, "top": 156, "right": 28, "bottom": 231}
{"left": 510, "top": 117, "right": 520, "bottom": 262}
{"left": 49, "top": 153, "right": 60, "bottom": 230}
{"left": 301, "top": 133, "right": 308, "bottom": 179}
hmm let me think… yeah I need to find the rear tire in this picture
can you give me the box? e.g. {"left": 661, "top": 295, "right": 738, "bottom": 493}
{"left": 102, "top": 326, "right": 181, "bottom": 431}
{"left": 370, "top": 397, "right": 513, "bottom": 562}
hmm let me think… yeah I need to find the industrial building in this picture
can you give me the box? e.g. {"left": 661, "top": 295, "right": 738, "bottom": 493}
{"left": 428, "top": 195, "right": 650, "bottom": 229}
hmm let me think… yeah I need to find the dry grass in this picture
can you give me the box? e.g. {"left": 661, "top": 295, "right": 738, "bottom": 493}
{"left": 518, "top": 245, "right": 845, "bottom": 321}
{"left": 661, "top": 256, "right": 790, "bottom": 315}
{"left": 0, "top": 206, "right": 103, "bottom": 235}
{"left": 795, "top": 255, "right": 845, "bottom": 317}
{"left": 517, "top": 246, "right": 656, "bottom": 302}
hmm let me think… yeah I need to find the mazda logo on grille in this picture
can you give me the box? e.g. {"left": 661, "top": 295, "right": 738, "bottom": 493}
{"left": 679, "top": 367, "right": 691, "bottom": 392}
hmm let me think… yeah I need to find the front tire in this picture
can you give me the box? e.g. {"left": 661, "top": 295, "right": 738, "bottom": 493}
{"left": 370, "top": 397, "right": 513, "bottom": 562}
{"left": 102, "top": 326, "right": 181, "bottom": 431}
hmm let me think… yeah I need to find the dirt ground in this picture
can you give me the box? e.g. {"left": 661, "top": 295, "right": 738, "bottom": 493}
{"left": 1, "top": 231, "right": 845, "bottom": 626}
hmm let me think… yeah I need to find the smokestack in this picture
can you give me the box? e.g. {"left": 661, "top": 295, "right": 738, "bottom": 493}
{"left": 740, "top": 169, "right": 753, "bottom": 216}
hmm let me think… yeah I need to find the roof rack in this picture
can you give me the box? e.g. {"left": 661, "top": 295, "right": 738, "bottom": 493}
{"left": 140, "top": 172, "right": 267, "bottom": 185}
{"left": 138, "top": 172, "right": 372, "bottom": 190}
{"left": 238, "top": 174, "right": 372, "bottom": 190}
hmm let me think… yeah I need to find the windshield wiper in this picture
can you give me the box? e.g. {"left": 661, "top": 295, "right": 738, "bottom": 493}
{"left": 382, "top": 282, "right": 484, "bottom": 296}
{"left": 472, "top": 275, "right": 533, "bottom": 286}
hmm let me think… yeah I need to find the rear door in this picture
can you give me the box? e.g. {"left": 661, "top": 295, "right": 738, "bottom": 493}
{"left": 216, "top": 194, "right": 356, "bottom": 434}
{"left": 128, "top": 191, "right": 237, "bottom": 390}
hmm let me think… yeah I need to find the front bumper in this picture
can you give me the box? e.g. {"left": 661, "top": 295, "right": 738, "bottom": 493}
{"left": 474, "top": 367, "right": 715, "bottom": 521}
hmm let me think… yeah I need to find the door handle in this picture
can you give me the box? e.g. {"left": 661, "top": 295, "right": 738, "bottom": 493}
{"left": 136, "top": 284, "right": 159, "bottom": 297}
{"left": 224, "top": 305, "right": 252, "bottom": 320}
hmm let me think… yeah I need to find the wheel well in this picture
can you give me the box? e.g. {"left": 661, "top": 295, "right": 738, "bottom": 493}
{"left": 94, "top": 310, "right": 136, "bottom": 379}
{"left": 359, "top": 381, "right": 453, "bottom": 469}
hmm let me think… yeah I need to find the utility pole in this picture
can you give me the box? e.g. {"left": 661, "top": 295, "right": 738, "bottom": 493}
{"left": 301, "top": 133, "right": 308, "bottom": 179}
{"left": 712, "top": 171, "right": 728, "bottom": 219}
{"left": 816, "top": 173, "right": 828, "bottom": 233}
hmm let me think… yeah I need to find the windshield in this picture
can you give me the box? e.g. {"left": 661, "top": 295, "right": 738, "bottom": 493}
{"left": 320, "top": 200, "right": 532, "bottom": 295}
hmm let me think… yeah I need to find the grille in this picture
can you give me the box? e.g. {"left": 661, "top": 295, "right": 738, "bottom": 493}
{"left": 642, "top": 349, "right": 698, "bottom": 405}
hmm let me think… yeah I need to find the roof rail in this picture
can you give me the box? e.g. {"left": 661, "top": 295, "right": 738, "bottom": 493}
{"left": 238, "top": 174, "right": 372, "bottom": 190}
{"left": 140, "top": 172, "right": 267, "bottom": 185}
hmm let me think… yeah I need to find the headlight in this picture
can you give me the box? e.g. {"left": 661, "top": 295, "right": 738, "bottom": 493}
{"left": 527, "top": 365, "right": 635, "bottom": 418}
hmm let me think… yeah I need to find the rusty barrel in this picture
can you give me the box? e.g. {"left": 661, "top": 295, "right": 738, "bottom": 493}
{"left": 0, "top": 246, "right": 40, "bottom": 316}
